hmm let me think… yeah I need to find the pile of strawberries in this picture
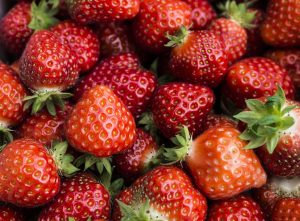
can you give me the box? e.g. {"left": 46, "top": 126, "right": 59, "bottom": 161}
{"left": 0, "top": 0, "right": 299, "bottom": 220}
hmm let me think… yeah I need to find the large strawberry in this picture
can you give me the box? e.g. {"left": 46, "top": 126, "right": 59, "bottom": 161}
{"left": 112, "top": 166, "right": 207, "bottom": 221}
{"left": 65, "top": 0, "right": 140, "bottom": 24}
{"left": 132, "top": 0, "right": 192, "bottom": 54}
{"left": 166, "top": 28, "right": 228, "bottom": 88}
{"left": 65, "top": 85, "right": 136, "bottom": 157}
{"left": 235, "top": 88, "right": 300, "bottom": 177}
{"left": 163, "top": 125, "right": 267, "bottom": 199}
{"left": 51, "top": 20, "right": 100, "bottom": 72}
{"left": 38, "top": 173, "right": 110, "bottom": 220}
{"left": 261, "top": 0, "right": 300, "bottom": 47}
{"left": 272, "top": 198, "right": 300, "bottom": 221}
{"left": 0, "top": 204, "right": 24, "bottom": 221}
{"left": 19, "top": 30, "right": 80, "bottom": 116}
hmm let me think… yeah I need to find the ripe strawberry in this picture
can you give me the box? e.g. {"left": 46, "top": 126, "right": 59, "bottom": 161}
{"left": 182, "top": 0, "right": 216, "bottom": 30}
{"left": 65, "top": 85, "right": 136, "bottom": 157}
{"left": 38, "top": 173, "right": 110, "bottom": 220}
{"left": 207, "top": 195, "right": 265, "bottom": 221}
{"left": 203, "top": 113, "right": 237, "bottom": 131}
{"left": 235, "top": 88, "right": 300, "bottom": 176}
{"left": 19, "top": 30, "right": 80, "bottom": 115}
{"left": 163, "top": 126, "right": 267, "bottom": 199}
{"left": 0, "top": 204, "right": 24, "bottom": 221}
{"left": 51, "top": 20, "right": 100, "bottom": 72}
{"left": 166, "top": 28, "right": 228, "bottom": 88}
{"left": 65, "top": 0, "right": 140, "bottom": 24}
{"left": 151, "top": 82, "right": 214, "bottom": 138}
{"left": 132, "top": 0, "right": 192, "bottom": 54}
{"left": 114, "top": 128, "right": 160, "bottom": 181}
{"left": 272, "top": 198, "right": 300, "bottom": 221}
{"left": 222, "top": 57, "right": 295, "bottom": 112}
{"left": 112, "top": 166, "right": 207, "bottom": 221}
{"left": 261, "top": 0, "right": 300, "bottom": 47}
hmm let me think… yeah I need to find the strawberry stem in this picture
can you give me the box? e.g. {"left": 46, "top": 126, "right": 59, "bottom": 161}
{"left": 165, "top": 26, "right": 190, "bottom": 48}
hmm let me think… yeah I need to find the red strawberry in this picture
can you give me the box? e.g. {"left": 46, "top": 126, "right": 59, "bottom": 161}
{"left": 235, "top": 88, "right": 300, "bottom": 177}
{"left": 0, "top": 204, "right": 24, "bottom": 221}
{"left": 114, "top": 128, "right": 160, "bottom": 181}
{"left": 51, "top": 20, "right": 100, "bottom": 72}
{"left": 163, "top": 126, "right": 267, "bottom": 199}
{"left": 19, "top": 30, "right": 80, "bottom": 115}
{"left": 65, "top": 85, "right": 136, "bottom": 157}
{"left": 132, "top": 0, "right": 192, "bottom": 54}
{"left": 222, "top": 57, "right": 295, "bottom": 112}
{"left": 151, "top": 82, "right": 214, "bottom": 138}
{"left": 261, "top": 0, "right": 300, "bottom": 47}
{"left": 112, "top": 166, "right": 207, "bottom": 221}
{"left": 65, "top": 0, "right": 140, "bottom": 24}
{"left": 207, "top": 195, "right": 265, "bottom": 221}
{"left": 166, "top": 28, "right": 228, "bottom": 88}
{"left": 203, "top": 113, "right": 237, "bottom": 131}
{"left": 272, "top": 198, "right": 300, "bottom": 221}
{"left": 38, "top": 173, "right": 110, "bottom": 220}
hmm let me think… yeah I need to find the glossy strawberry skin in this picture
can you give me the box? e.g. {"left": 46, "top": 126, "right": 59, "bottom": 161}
{"left": 187, "top": 126, "right": 267, "bottom": 199}
{"left": 207, "top": 195, "right": 265, "bottom": 221}
{"left": 168, "top": 30, "right": 228, "bottom": 88}
{"left": 65, "top": 85, "right": 136, "bottom": 157}
{"left": 51, "top": 20, "right": 100, "bottom": 72}
{"left": 151, "top": 82, "right": 214, "bottom": 138}
{"left": 0, "top": 205, "right": 24, "bottom": 221}
{"left": 0, "top": 139, "right": 60, "bottom": 207}
{"left": 0, "top": 2, "right": 32, "bottom": 55}
{"left": 113, "top": 166, "right": 207, "bottom": 221}
{"left": 272, "top": 198, "right": 300, "bottom": 221}
{"left": 20, "top": 30, "right": 79, "bottom": 92}
{"left": 0, "top": 63, "right": 27, "bottom": 127}
{"left": 38, "top": 173, "right": 110, "bottom": 221}
{"left": 132, "top": 0, "right": 192, "bottom": 54}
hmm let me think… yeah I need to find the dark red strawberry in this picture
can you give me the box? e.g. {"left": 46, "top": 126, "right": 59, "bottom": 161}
{"left": 166, "top": 28, "right": 228, "bottom": 88}
{"left": 51, "top": 20, "right": 100, "bottom": 72}
{"left": 0, "top": 204, "right": 24, "bottom": 221}
{"left": 38, "top": 173, "right": 110, "bottom": 220}
{"left": 203, "top": 113, "right": 237, "bottom": 131}
{"left": 132, "top": 0, "right": 192, "bottom": 54}
{"left": 207, "top": 195, "right": 265, "bottom": 221}
{"left": 272, "top": 198, "right": 300, "bottom": 221}
{"left": 112, "top": 166, "right": 207, "bottom": 221}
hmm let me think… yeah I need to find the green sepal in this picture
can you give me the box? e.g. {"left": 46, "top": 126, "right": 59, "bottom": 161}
{"left": 142, "top": 148, "right": 163, "bottom": 174}
{"left": 165, "top": 26, "right": 190, "bottom": 48}
{"left": 107, "top": 178, "right": 124, "bottom": 200}
{"left": 158, "top": 74, "right": 175, "bottom": 85}
{"left": 0, "top": 127, "right": 13, "bottom": 150}
{"left": 138, "top": 112, "right": 160, "bottom": 143}
{"left": 150, "top": 58, "right": 159, "bottom": 75}
{"left": 29, "top": 0, "right": 60, "bottom": 30}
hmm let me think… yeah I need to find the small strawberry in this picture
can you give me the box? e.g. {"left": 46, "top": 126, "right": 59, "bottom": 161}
{"left": 65, "top": 85, "right": 136, "bottom": 157}
{"left": 207, "top": 195, "right": 265, "bottom": 221}
{"left": 261, "top": 0, "right": 300, "bottom": 47}
{"left": 166, "top": 28, "right": 228, "bottom": 88}
{"left": 65, "top": 0, "right": 140, "bottom": 24}
{"left": 272, "top": 198, "right": 300, "bottom": 221}
{"left": 112, "top": 166, "right": 207, "bottom": 221}
{"left": 235, "top": 87, "right": 300, "bottom": 177}
{"left": 0, "top": 204, "right": 24, "bottom": 221}
{"left": 203, "top": 113, "right": 237, "bottom": 131}
{"left": 132, "top": 0, "right": 192, "bottom": 54}
{"left": 38, "top": 173, "right": 110, "bottom": 221}
{"left": 51, "top": 20, "right": 100, "bottom": 72}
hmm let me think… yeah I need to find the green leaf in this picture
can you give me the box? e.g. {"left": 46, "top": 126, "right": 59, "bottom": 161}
{"left": 46, "top": 100, "right": 56, "bottom": 116}
{"left": 259, "top": 115, "right": 281, "bottom": 126}
{"left": 245, "top": 99, "right": 265, "bottom": 112}
{"left": 102, "top": 158, "right": 112, "bottom": 176}
{"left": 164, "top": 26, "right": 189, "bottom": 48}
{"left": 282, "top": 105, "right": 297, "bottom": 116}
{"left": 84, "top": 155, "right": 98, "bottom": 170}
{"left": 244, "top": 137, "right": 266, "bottom": 150}
{"left": 68, "top": 218, "right": 75, "bottom": 221}
{"left": 279, "top": 116, "right": 295, "bottom": 130}
{"left": 234, "top": 111, "right": 260, "bottom": 124}
{"left": 239, "top": 129, "right": 255, "bottom": 141}
{"left": 266, "top": 135, "right": 279, "bottom": 154}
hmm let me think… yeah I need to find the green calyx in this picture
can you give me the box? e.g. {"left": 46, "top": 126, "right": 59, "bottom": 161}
{"left": 165, "top": 26, "right": 190, "bottom": 48}
{"left": 138, "top": 112, "right": 160, "bottom": 143}
{"left": 0, "top": 127, "right": 13, "bottom": 149}
{"left": 218, "top": 0, "right": 256, "bottom": 28}
{"left": 23, "top": 90, "right": 72, "bottom": 116}
{"left": 29, "top": 0, "right": 60, "bottom": 30}
{"left": 234, "top": 87, "right": 297, "bottom": 154}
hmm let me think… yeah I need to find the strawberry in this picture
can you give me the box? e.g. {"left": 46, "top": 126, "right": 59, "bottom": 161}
{"left": 208, "top": 1, "right": 256, "bottom": 64}
{"left": 261, "top": 0, "right": 300, "bottom": 47}
{"left": 0, "top": 204, "right": 24, "bottom": 221}
{"left": 163, "top": 126, "right": 267, "bottom": 199}
{"left": 235, "top": 88, "right": 300, "bottom": 177}
{"left": 65, "top": 85, "right": 136, "bottom": 157}
{"left": 222, "top": 57, "right": 295, "bottom": 113}
{"left": 132, "top": 0, "right": 192, "bottom": 54}
{"left": 0, "top": 0, "right": 60, "bottom": 56}
{"left": 207, "top": 195, "right": 265, "bottom": 221}
{"left": 151, "top": 82, "right": 214, "bottom": 138}
{"left": 272, "top": 198, "right": 300, "bottom": 221}
{"left": 65, "top": 0, "right": 140, "bottom": 24}
{"left": 19, "top": 30, "right": 80, "bottom": 116}
{"left": 51, "top": 20, "right": 100, "bottom": 72}
{"left": 203, "top": 113, "right": 237, "bottom": 131}
{"left": 38, "top": 173, "right": 110, "bottom": 220}
{"left": 114, "top": 128, "right": 160, "bottom": 181}
{"left": 166, "top": 28, "right": 228, "bottom": 88}
{"left": 0, "top": 139, "right": 78, "bottom": 207}
{"left": 112, "top": 166, "right": 207, "bottom": 221}
{"left": 182, "top": 0, "right": 216, "bottom": 30}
